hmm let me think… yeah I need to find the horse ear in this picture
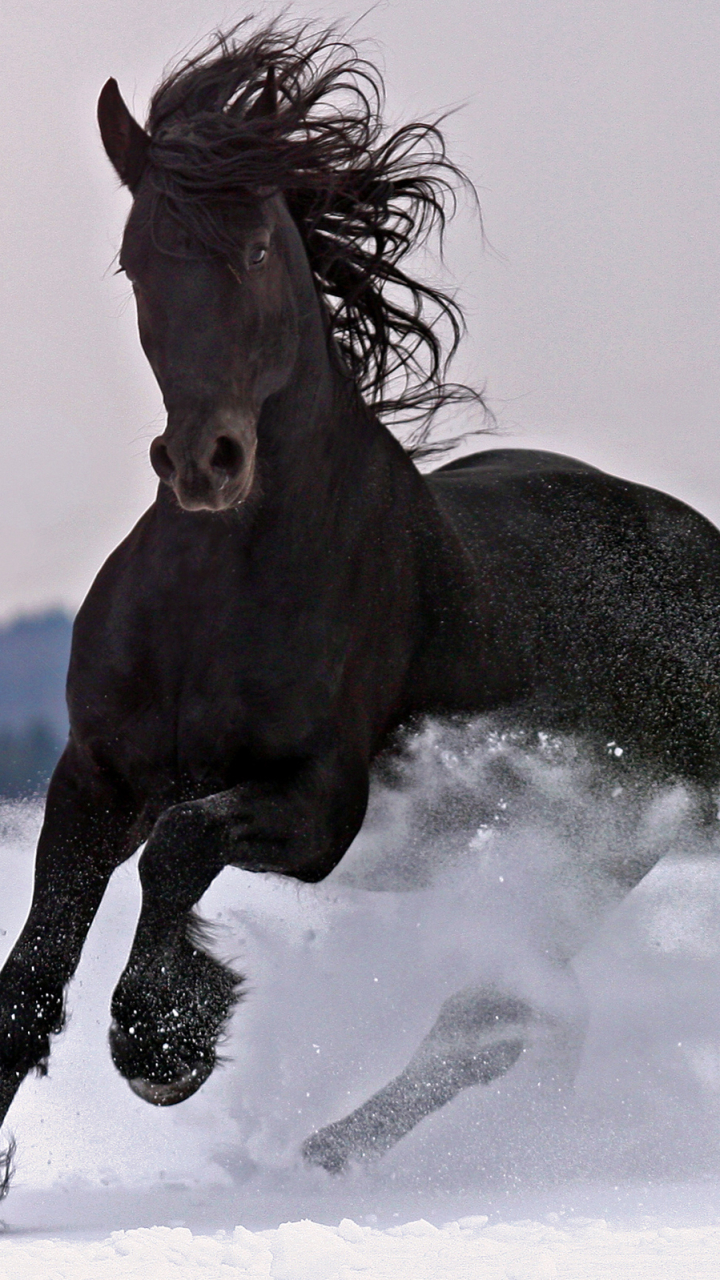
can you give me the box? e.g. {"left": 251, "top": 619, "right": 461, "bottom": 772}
{"left": 97, "top": 78, "right": 149, "bottom": 192}
{"left": 246, "top": 66, "right": 277, "bottom": 120}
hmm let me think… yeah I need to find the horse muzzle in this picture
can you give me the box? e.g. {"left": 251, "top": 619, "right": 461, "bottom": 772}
{"left": 150, "top": 419, "right": 257, "bottom": 512}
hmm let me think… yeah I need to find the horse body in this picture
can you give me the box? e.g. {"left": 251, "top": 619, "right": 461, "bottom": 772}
{"left": 72, "top": 439, "right": 720, "bottom": 826}
{"left": 1, "top": 22, "right": 719, "bottom": 1181}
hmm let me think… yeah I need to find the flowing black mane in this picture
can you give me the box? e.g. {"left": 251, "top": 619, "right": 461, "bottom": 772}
{"left": 142, "top": 19, "right": 485, "bottom": 451}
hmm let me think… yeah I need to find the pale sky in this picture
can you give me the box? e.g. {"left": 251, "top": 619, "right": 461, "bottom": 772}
{"left": 1, "top": 0, "right": 719, "bottom": 619}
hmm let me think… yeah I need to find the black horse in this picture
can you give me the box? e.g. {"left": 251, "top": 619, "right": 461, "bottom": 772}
{"left": 1, "top": 22, "right": 720, "bottom": 1181}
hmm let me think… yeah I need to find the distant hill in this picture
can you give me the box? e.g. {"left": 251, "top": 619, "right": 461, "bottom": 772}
{"left": 0, "top": 610, "right": 72, "bottom": 798}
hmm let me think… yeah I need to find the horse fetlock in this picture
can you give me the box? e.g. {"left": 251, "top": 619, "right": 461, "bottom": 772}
{"left": 0, "top": 982, "right": 65, "bottom": 1078}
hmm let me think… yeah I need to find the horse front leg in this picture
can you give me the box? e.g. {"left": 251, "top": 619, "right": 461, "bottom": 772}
{"left": 0, "top": 745, "right": 137, "bottom": 1152}
{"left": 108, "top": 807, "right": 238, "bottom": 1106}
{"left": 110, "top": 749, "right": 369, "bottom": 1105}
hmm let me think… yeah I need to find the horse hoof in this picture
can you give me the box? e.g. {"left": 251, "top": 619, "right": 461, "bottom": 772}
{"left": 302, "top": 1131, "right": 350, "bottom": 1175}
{"left": 128, "top": 1062, "right": 212, "bottom": 1107}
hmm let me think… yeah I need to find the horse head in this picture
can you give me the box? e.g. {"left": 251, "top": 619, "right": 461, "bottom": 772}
{"left": 97, "top": 74, "right": 300, "bottom": 513}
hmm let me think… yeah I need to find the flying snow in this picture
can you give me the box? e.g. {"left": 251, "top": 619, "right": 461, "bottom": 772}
{"left": 1, "top": 718, "right": 720, "bottom": 1274}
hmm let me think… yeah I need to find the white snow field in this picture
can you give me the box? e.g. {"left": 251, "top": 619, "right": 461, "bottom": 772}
{"left": 4, "top": 1217, "right": 720, "bottom": 1279}
{"left": 1, "top": 720, "right": 720, "bottom": 1276}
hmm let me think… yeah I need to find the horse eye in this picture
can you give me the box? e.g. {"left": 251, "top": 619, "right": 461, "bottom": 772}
{"left": 248, "top": 244, "right": 268, "bottom": 267}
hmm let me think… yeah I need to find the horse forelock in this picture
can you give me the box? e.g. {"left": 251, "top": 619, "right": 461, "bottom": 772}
{"left": 136, "top": 17, "right": 490, "bottom": 456}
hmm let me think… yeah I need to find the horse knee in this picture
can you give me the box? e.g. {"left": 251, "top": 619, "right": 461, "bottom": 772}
{"left": 139, "top": 803, "right": 225, "bottom": 910}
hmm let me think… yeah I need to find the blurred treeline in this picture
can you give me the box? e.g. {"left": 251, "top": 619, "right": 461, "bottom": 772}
{"left": 0, "top": 611, "right": 71, "bottom": 799}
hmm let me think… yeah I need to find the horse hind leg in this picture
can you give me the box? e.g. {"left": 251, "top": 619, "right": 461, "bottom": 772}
{"left": 302, "top": 988, "right": 529, "bottom": 1174}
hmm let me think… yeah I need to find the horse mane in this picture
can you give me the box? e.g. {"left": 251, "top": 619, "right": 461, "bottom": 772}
{"left": 142, "top": 19, "right": 488, "bottom": 457}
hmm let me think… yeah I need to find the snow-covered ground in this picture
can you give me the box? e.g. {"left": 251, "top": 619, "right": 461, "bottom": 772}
{"left": 1, "top": 720, "right": 720, "bottom": 1276}
{"left": 4, "top": 1216, "right": 720, "bottom": 1278}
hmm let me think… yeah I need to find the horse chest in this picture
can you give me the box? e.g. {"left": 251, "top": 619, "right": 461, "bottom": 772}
{"left": 71, "top": 564, "right": 344, "bottom": 799}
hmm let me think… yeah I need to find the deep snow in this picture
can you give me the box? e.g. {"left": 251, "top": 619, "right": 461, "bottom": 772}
{"left": 1, "top": 719, "right": 720, "bottom": 1275}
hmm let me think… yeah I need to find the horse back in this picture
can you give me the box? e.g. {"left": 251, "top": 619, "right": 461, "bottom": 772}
{"left": 423, "top": 449, "right": 720, "bottom": 785}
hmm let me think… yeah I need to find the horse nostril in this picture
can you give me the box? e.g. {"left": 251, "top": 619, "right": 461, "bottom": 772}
{"left": 209, "top": 435, "right": 243, "bottom": 477}
{"left": 150, "top": 438, "right": 175, "bottom": 482}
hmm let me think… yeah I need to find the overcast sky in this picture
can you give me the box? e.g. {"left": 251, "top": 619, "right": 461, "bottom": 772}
{"left": 1, "top": 0, "right": 719, "bottom": 619}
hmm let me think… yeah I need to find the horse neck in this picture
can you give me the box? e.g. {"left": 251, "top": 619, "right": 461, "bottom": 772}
{"left": 253, "top": 218, "right": 401, "bottom": 525}
{"left": 260, "top": 341, "right": 375, "bottom": 490}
